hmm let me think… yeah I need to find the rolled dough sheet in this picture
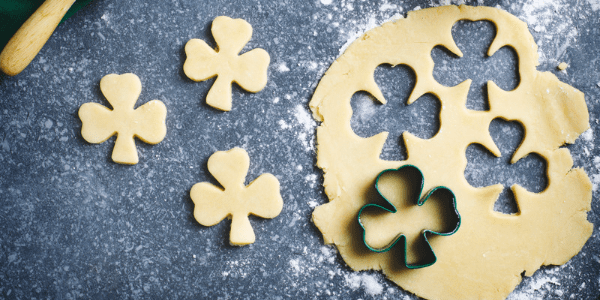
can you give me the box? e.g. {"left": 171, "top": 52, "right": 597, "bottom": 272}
{"left": 310, "top": 5, "right": 592, "bottom": 300}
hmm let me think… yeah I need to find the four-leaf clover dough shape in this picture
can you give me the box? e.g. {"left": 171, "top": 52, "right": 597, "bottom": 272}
{"left": 190, "top": 148, "right": 283, "bottom": 246}
{"left": 309, "top": 5, "right": 591, "bottom": 300}
{"left": 78, "top": 73, "right": 167, "bottom": 165}
{"left": 358, "top": 165, "right": 460, "bottom": 269}
{"left": 184, "top": 16, "right": 270, "bottom": 111}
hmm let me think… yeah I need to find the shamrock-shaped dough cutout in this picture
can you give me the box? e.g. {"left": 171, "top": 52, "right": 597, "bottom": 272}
{"left": 358, "top": 165, "right": 460, "bottom": 269}
{"left": 78, "top": 73, "right": 167, "bottom": 165}
{"left": 184, "top": 16, "right": 270, "bottom": 111}
{"left": 190, "top": 148, "right": 283, "bottom": 246}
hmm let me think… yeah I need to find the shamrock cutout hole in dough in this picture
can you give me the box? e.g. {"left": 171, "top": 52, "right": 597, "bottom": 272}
{"left": 358, "top": 165, "right": 460, "bottom": 269}
{"left": 431, "top": 20, "right": 520, "bottom": 111}
{"left": 78, "top": 73, "right": 167, "bottom": 165}
{"left": 465, "top": 118, "right": 548, "bottom": 215}
{"left": 351, "top": 64, "right": 441, "bottom": 161}
{"left": 190, "top": 148, "right": 283, "bottom": 246}
{"left": 184, "top": 16, "right": 270, "bottom": 111}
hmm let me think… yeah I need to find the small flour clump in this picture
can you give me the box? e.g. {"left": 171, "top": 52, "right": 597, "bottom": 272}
{"left": 591, "top": 156, "right": 600, "bottom": 192}
{"left": 276, "top": 62, "right": 290, "bottom": 72}
{"left": 344, "top": 273, "right": 384, "bottom": 296}
{"left": 293, "top": 105, "right": 317, "bottom": 151}
{"left": 581, "top": 128, "right": 594, "bottom": 142}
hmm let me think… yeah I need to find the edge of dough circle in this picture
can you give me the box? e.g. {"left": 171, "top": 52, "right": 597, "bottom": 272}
{"left": 309, "top": 5, "right": 592, "bottom": 300}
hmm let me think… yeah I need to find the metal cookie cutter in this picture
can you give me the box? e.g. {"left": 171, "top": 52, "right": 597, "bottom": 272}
{"left": 357, "top": 164, "right": 461, "bottom": 269}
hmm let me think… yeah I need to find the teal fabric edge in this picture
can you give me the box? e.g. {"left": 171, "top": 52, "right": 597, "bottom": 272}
{"left": 0, "top": 0, "right": 93, "bottom": 51}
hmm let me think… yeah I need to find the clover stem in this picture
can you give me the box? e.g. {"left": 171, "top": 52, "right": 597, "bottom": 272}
{"left": 229, "top": 214, "right": 255, "bottom": 246}
{"left": 206, "top": 75, "right": 233, "bottom": 111}
{"left": 112, "top": 133, "right": 138, "bottom": 165}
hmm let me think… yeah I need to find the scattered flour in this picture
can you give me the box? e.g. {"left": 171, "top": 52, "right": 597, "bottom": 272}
{"left": 507, "top": 275, "right": 562, "bottom": 300}
{"left": 431, "top": 0, "right": 467, "bottom": 6}
{"left": 587, "top": 0, "right": 600, "bottom": 10}
{"left": 305, "top": 173, "right": 318, "bottom": 188}
{"left": 319, "top": 246, "right": 336, "bottom": 264}
{"left": 293, "top": 105, "right": 317, "bottom": 151}
{"left": 277, "top": 62, "right": 290, "bottom": 72}
{"left": 515, "top": 0, "right": 579, "bottom": 65}
{"left": 353, "top": 94, "right": 378, "bottom": 122}
{"left": 361, "top": 274, "right": 384, "bottom": 295}
{"left": 379, "top": 3, "right": 398, "bottom": 11}
{"left": 289, "top": 258, "right": 301, "bottom": 272}
{"left": 344, "top": 273, "right": 384, "bottom": 296}
{"left": 591, "top": 156, "right": 600, "bottom": 192}
{"left": 581, "top": 128, "right": 594, "bottom": 142}
{"left": 278, "top": 119, "right": 291, "bottom": 130}
{"left": 529, "top": 276, "right": 561, "bottom": 290}
{"left": 338, "top": 16, "right": 380, "bottom": 56}
{"left": 308, "top": 199, "right": 319, "bottom": 208}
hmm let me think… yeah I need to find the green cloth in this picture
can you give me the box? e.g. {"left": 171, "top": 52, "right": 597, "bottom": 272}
{"left": 0, "top": 0, "right": 92, "bottom": 51}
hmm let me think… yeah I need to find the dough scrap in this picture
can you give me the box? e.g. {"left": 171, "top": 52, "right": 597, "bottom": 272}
{"left": 78, "top": 73, "right": 167, "bottom": 165}
{"left": 190, "top": 148, "right": 283, "bottom": 246}
{"left": 183, "top": 16, "right": 270, "bottom": 111}
{"left": 309, "top": 5, "right": 592, "bottom": 300}
{"left": 558, "top": 62, "right": 568, "bottom": 71}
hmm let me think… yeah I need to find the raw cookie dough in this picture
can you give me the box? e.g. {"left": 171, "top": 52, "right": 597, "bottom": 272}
{"left": 558, "top": 62, "right": 568, "bottom": 71}
{"left": 309, "top": 5, "right": 592, "bottom": 300}
{"left": 79, "top": 73, "right": 167, "bottom": 165}
{"left": 184, "top": 16, "right": 270, "bottom": 111}
{"left": 190, "top": 148, "right": 283, "bottom": 246}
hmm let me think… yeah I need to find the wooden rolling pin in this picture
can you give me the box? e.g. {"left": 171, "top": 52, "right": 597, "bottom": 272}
{"left": 0, "top": 0, "right": 76, "bottom": 76}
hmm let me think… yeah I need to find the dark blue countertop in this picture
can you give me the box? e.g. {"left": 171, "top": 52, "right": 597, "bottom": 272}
{"left": 0, "top": 0, "right": 598, "bottom": 299}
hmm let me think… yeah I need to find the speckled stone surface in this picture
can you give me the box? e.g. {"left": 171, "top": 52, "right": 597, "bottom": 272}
{"left": 0, "top": 0, "right": 599, "bottom": 299}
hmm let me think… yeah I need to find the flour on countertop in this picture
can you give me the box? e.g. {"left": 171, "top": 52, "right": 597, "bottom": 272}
{"left": 591, "top": 156, "right": 600, "bottom": 192}
{"left": 1, "top": 0, "right": 596, "bottom": 298}
{"left": 276, "top": 62, "right": 290, "bottom": 72}
{"left": 581, "top": 128, "right": 594, "bottom": 142}
{"left": 293, "top": 105, "right": 317, "bottom": 151}
{"left": 513, "top": 0, "right": 580, "bottom": 65}
{"left": 344, "top": 273, "right": 384, "bottom": 296}
{"left": 588, "top": 0, "right": 600, "bottom": 10}
{"left": 506, "top": 264, "right": 576, "bottom": 300}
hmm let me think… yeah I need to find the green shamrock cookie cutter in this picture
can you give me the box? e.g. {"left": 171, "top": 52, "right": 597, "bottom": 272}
{"left": 357, "top": 164, "right": 461, "bottom": 269}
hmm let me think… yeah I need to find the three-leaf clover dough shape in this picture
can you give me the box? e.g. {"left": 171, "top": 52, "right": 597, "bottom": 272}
{"left": 190, "top": 148, "right": 283, "bottom": 246}
{"left": 309, "top": 5, "right": 591, "bottom": 300}
{"left": 184, "top": 16, "right": 270, "bottom": 111}
{"left": 78, "top": 73, "right": 167, "bottom": 165}
{"left": 358, "top": 165, "right": 460, "bottom": 269}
